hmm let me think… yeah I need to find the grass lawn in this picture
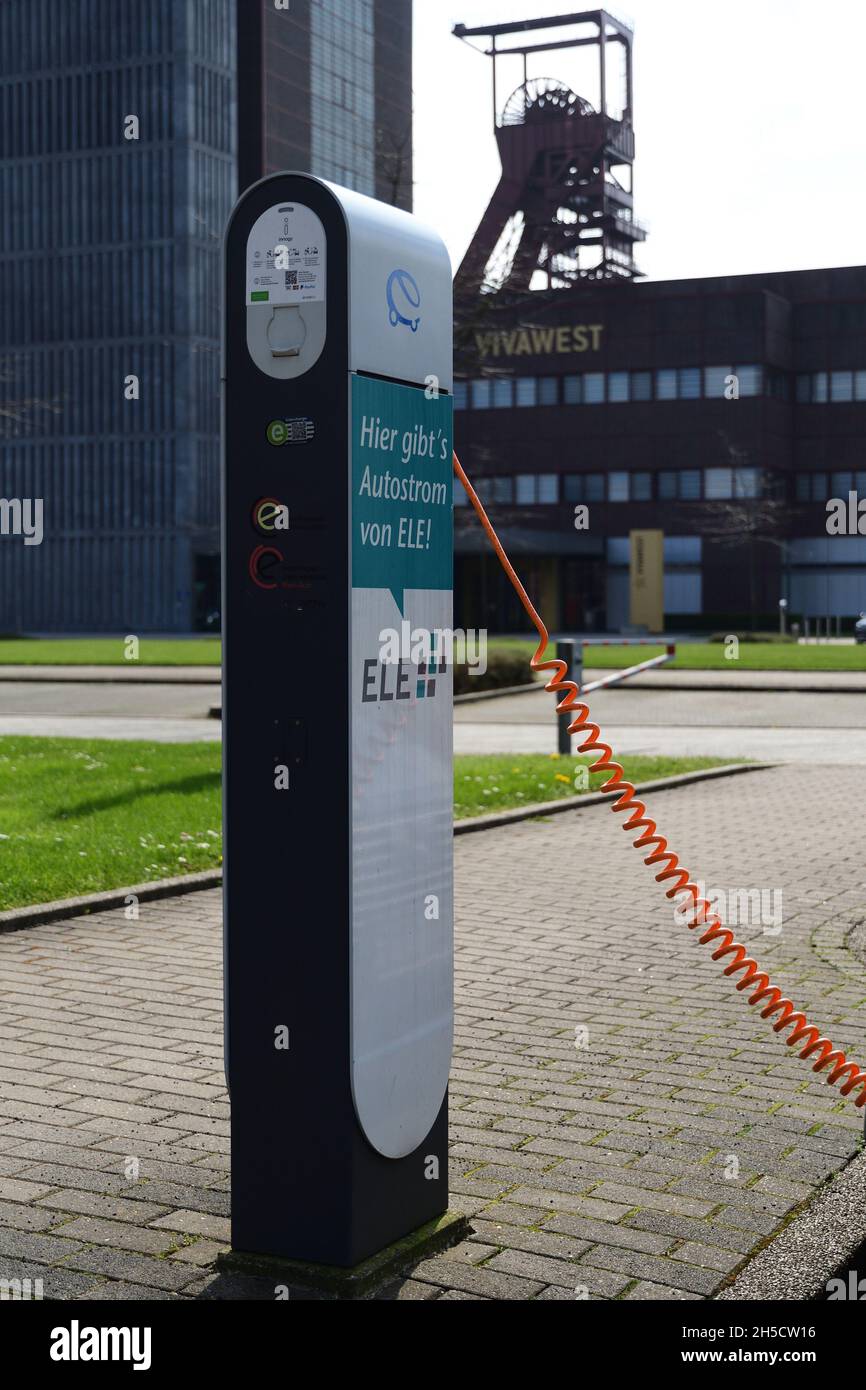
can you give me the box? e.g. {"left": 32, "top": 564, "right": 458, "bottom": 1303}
{"left": 3, "top": 634, "right": 863, "bottom": 672}
{"left": 482, "top": 636, "right": 866, "bottom": 673}
{"left": 0, "top": 638, "right": 221, "bottom": 666}
{"left": 0, "top": 738, "right": 727, "bottom": 908}
{"left": 0, "top": 738, "right": 222, "bottom": 910}
{"left": 454, "top": 752, "right": 727, "bottom": 819}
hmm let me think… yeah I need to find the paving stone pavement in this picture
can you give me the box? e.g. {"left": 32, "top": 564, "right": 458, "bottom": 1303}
{"left": 0, "top": 765, "right": 864, "bottom": 1301}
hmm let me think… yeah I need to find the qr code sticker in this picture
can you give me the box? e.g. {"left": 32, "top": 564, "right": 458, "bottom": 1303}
{"left": 285, "top": 270, "right": 298, "bottom": 288}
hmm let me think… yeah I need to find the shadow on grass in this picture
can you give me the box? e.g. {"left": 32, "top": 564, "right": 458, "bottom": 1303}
{"left": 49, "top": 770, "right": 222, "bottom": 820}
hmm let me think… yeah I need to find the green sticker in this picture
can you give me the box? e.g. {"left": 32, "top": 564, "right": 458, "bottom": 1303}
{"left": 251, "top": 291, "right": 269, "bottom": 302}
{"left": 266, "top": 420, "right": 288, "bottom": 446}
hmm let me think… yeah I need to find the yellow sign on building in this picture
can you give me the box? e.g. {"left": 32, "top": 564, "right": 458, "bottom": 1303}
{"left": 629, "top": 530, "right": 664, "bottom": 632}
{"left": 473, "top": 323, "right": 604, "bottom": 359}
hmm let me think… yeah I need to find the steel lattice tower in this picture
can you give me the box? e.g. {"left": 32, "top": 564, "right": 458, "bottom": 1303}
{"left": 453, "top": 10, "right": 645, "bottom": 295}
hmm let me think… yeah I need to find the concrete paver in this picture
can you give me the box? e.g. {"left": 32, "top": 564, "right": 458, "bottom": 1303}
{"left": 0, "top": 765, "right": 864, "bottom": 1300}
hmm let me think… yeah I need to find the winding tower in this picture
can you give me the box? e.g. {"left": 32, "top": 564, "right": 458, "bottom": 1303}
{"left": 453, "top": 10, "right": 645, "bottom": 295}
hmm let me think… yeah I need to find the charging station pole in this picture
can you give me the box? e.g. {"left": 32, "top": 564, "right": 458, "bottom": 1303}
{"left": 221, "top": 173, "right": 455, "bottom": 1272}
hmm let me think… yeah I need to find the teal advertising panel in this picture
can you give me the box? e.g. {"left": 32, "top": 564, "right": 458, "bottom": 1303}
{"left": 350, "top": 373, "right": 454, "bottom": 1159}
{"left": 352, "top": 375, "right": 453, "bottom": 610}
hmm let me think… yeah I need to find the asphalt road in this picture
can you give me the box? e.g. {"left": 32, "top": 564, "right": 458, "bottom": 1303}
{"left": 0, "top": 676, "right": 863, "bottom": 760}
{"left": 0, "top": 680, "right": 220, "bottom": 743}
{"left": 454, "top": 684, "right": 866, "bottom": 763}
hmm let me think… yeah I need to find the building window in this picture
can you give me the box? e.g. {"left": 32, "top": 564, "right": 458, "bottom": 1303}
{"left": 492, "top": 477, "right": 514, "bottom": 503}
{"left": 795, "top": 369, "right": 866, "bottom": 402}
{"left": 453, "top": 476, "right": 469, "bottom": 505}
{"left": 734, "top": 364, "right": 762, "bottom": 397}
{"left": 608, "top": 471, "right": 629, "bottom": 501}
{"left": 659, "top": 470, "right": 701, "bottom": 500}
{"left": 515, "top": 376, "right": 537, "bottom": 407}
{"left": 459, "top": 360, "right": 837, "bottom": 410}
{"left": 811, "top": 472, "right": 827, "bottom": 500}
{"left": 567, "top": 473, "right": 605, "bottom": 501}
{"left": 516, "top": 474, "right": 558, "bottom": 503}
{"left": 831, "top": 371, "right": 853, "bottom": 402}
{"left": 655, "top": 368, "right": 678, "bottom": 400}
{"left": 564, "top": 475, "right": 583, "bottom": 501}
{"left": 767, "top": 369, "right": 791, "bottom": 401}
{"left": 630, "top": 370, "right": 653, "bottom": 401}
{"left": 704, "top": 365, "right": 733, "bottom": 398}
{"left": 705, "top": 468, "right": 733, "bottom": 499}
{"left": 515, "top": 475, "right": 534, "bottom": 504}
{"left": 735, "top": 468, "right": 761, "bottom": 498}
{"left": 563, "top": 375, "right": 583, "bottom": 405}
{"left": 310, "top": 0, "right": 375, "bottom": 196}
{"left": 584, "top": 373, "right": 605, "bottom": 404}
{"left": 632, "top": 472, "right": 652, "bottom": 501}
{"left": 678, "top": 367, "right": 701, "bottom": 399}
{"left": 733, "top": 364, "right": 761, "bottom": 397}
{"left": 608, "top": 371, "right": 630, "bottom": 402}
{"left": 795, "top": 474, "right": 810, "bottom": 501}
{"left": 471, "top": 379, "right": 491, "bottom": 410}
{"left": 831, "top": 471, "right": 854, "bottom": 495}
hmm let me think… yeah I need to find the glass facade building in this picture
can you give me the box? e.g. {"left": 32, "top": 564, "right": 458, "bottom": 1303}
{"left": 237, "top": 0, "right": 413, "bottom": 208}
{"left": 310, "top": 0, "right": 376, "bottom": 192}
{"left": 0, "top": 0, "right": 413, "bottom": 632}
{"left": 0, "top": 0, "right": 234, "bottom": 631}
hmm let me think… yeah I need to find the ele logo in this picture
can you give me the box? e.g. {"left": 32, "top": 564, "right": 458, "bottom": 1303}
{"left": 386, "top": 269, "right": 421, "bottom": 333}
{"left": 362, "top": 652, "right": 447, "bottom": 704}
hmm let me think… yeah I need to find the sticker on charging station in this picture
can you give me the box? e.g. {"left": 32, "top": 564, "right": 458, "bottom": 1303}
{"left": 351, "top": 375, "right": 453, "bottom": 614}
{"left": 350, "top": 373, "right": 454, "bottom": 1160}
{"left": 246, "top": 203, "right": 326, "bottom": 306}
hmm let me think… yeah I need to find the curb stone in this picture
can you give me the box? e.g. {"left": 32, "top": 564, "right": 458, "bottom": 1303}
{"left": 453, "top": 761, "right": 774, "bottom": 835}
{"left": 0, "top": 764, "right": 768, "bottom": 930}
{"left": 0, "top": 869, "right": 222, "bottom": 934}
{"left": 717, "top": 1150, "right": 866, "bottom": 1301}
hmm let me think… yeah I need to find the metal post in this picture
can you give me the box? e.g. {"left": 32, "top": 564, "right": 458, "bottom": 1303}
{"left": 557, "top": 639, "right": 574, "bottom": 755}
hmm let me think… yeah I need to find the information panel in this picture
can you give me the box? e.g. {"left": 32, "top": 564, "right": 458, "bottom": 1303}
{"left": 350, "top": 374, "right": 454, "bottom": 1159}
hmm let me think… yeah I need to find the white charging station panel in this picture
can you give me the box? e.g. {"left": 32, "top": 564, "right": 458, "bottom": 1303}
{"left": 338, "top": 184, "right": 455, "bottom": 1159}
{"left": 245, "top": 202, "right": 327, "bottom": 379}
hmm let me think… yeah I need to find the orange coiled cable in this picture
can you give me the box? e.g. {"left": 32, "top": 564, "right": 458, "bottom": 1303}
{"left": 453, "top": 450, "right": 866, "bottom": 1110}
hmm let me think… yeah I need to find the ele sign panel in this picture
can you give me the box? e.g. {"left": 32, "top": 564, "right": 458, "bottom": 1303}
{"left": 350, "top": 374, "right": 453, "bottom": 1159}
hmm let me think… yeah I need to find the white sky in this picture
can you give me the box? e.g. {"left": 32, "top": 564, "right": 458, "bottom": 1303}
{"left": 412, "top": 0, "right": 866, "bottom": 283}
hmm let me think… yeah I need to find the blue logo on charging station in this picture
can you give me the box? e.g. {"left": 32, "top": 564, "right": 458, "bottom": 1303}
{"left": 386, "top": 269, "right": 421, "bottom": 332}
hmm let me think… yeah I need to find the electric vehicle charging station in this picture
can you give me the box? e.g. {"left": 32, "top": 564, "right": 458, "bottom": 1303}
{"left": 222, "top": 173, "right": 454, "bottom": 1269}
